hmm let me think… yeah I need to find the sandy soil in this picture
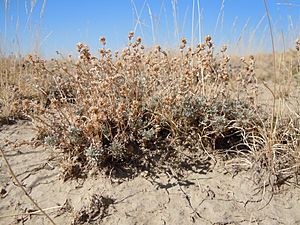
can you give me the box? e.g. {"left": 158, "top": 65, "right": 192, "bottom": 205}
{"left": 1, "top": 120, "right": 300, "bottom": 225}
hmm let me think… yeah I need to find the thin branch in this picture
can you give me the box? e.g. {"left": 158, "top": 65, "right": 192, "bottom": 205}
{"left": 0, "top": 206, "right": 63, "bottom": 218}
{"left": 0, "top": 147, "right": 57, "bottom": 225}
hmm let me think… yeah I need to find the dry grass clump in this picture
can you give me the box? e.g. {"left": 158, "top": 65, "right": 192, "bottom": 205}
{"left": 19, "top": 33, "right": 299, "bottom": 183}
{"left": 0, "top": 55, "right": 37, "bottom": 124}
{"left": 250, "top": 40, "right": 300, "bottom": 187}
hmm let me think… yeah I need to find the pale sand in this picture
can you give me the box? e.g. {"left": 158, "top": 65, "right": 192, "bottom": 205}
{"left": 1, "top": 121, "right": 300, "bottom": 225}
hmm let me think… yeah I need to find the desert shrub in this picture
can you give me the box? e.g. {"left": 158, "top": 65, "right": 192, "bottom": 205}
{"left": 23, "top": 33, "right": 298, "bottom": 180}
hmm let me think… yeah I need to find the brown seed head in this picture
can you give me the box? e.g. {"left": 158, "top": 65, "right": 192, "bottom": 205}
{"left": 132, "top": 42, "right": 137, "bottom": 48}
{"left": 128, "top": 31, "right": 134, "bottom": 40}
{"left": 76, "top": 42, "right": 83, "bottom": 51}
{"left": 136, "top": 36, "right": 142, "bottom": 43}
{"left": 100, "top": 36, "right": 106, "bottom": 45}
{"left": 205, "top": 35, "right": 211, "bottom": 43}
{"left": 181, "top": 38, "right": 187, "bottom": 45}
{"left": 27, "top": 54, "right": 33, "bottom": 62}
{"left": 99, "top": 48, "right": 105, "bottom": 55}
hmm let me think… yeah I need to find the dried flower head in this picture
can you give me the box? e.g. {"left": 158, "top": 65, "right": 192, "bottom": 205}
{"left": 136, "top": 36, "right": 142, "bottom": 43}
{"left": 128, "top": 31, "right": 134, "bottom": 40}
{"left": 99, "top": 48, "right": 105, "bottom": 55}
{"left": 221, "top": 45, "right": 227, "bottom": 53}
{"left": 181, "top": 38, "right": 187, "bottom": 45}
{"left": 100, "top": 36, "right": 106, "bottom": 45}
{"left": 205, "top": 35, "right": 211, "bottom": 43}
{"left": 76, "top": 42, "right": 84, "bottom": 52}
{"left": 27, "top": 54, "right": 33, "bottom": 62}
{"left": 132, "top": 42, "right": 137, "bottom": 48}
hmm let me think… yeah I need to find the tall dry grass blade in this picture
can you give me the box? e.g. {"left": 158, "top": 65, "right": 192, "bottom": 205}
{"left": 276, "top": 2, "right": 300, "bottom": 7}
{"left": 249, "top": 14, "right": 266, "bottom": 51}
{"left": 287, "top": 15, "right": 295, "bottom": 45}
{"left": 39, "top": 30, "right": 53, "bottom": 50}
{"left": 263, "top": 0, "right": 277, "bottom": 137}
{"left": 40, "top": 0, "right": 46, "bottom": 18}
{"left": 3, "top": 0, "right": 9, "bottom": 53}
{"left": 236, "top": 17, "right": 250, "bottom": 49}
{"left": 171, "top": 0, "right": 179, "bottom": 43}
{"left": 131, "top": 0, "right": 147, "bottom": 36}
{"left": 163, "top": 3, "right": 171, "bottom": 44}
{"left": 191, "top": 0, "right": 195, "bottom": 50}
{"left": 281, "top": 30, "right": 286, "bottom": 54}
{"left": 229, "top": 16, "right": 238, "bottom": 49}
{"left": 182, "top": 6, "right": 189, "bottom": 36}
{"left": 24, "top": 0, "right": 28, "bottom": 15}
{"left": 197, "top": 0, "right": 202, "bottom": 42}
{"left": 24, "top": 0, "right": 37, "bottom": 30}
{"left": 147, "top": 3, "right": 156, "bottom": 44}
{"left": 156, "top": 0, "right": 165, "bottom": 31}
{"left": 214, "top": 0, "right": 225, "bottom": 38}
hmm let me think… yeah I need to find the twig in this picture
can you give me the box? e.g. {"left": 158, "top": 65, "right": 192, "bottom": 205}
{"left": 0, "top": 205, "right": 63, "bottom": 218}
{"left": 0, "top": 147, "right": 57, "bottom": 225}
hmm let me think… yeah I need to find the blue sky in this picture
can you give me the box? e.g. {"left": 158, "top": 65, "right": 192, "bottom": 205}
{"left": 0, "top": 0, "right": 299, "bottom": 57}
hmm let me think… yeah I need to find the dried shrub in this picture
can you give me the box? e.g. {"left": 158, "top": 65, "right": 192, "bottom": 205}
{"left": 21, "top": 33, "right": 299, "bottom": 182}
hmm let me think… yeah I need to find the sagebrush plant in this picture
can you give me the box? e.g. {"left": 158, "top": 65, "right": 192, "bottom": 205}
{"left": 19, "top": 33, "right": 300, "bottom": 183}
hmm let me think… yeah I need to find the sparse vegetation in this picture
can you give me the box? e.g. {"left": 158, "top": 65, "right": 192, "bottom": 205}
{"left": 1, "top": 1, "right": 300, "bottom": 224}
{"left": 1, "top": 33, "right": 296, "bottom": 185}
